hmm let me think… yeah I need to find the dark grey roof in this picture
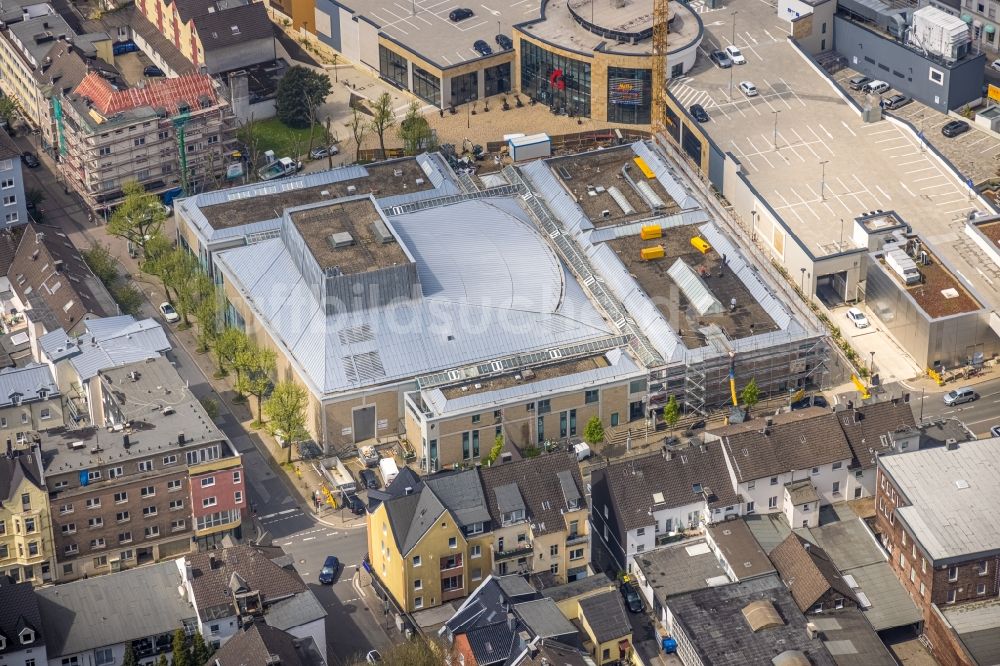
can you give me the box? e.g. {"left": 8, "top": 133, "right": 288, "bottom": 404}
{"left": 0, "top": 129, "right": 18, "bottom": 161}
{"left": 264, "top": 592, "right": 327, "bottom": 631}
{"left": 367, "top": 466, "right": 422, "bottom": 508}
{"left": 479, "top": 453, "right": 587, "bottom": 536}
{"left": 424, "top": 469, "right": 491, "bottom": 528}
{"left": 0, "top": 577, "right": 43, "bottom": 656}
{"left": 540, "top": 574, "right": 616, "bottom": 603}
{"left": 578, "top": 591, "right": 630, "bottom": 644}
{"left": 836, "top": 399, "right": 917, "bottom": 469}
{"left": 666, "top": 575, "right": 837, "bottom": 666}
{"left": 0, "top": 450, "right": 44, "bottom": 503}
{"left": 811, "top": 609, "right": 897, "bottom": 666}
{"left": 37, "top": 561, "right": 196, "bottom": 657}
{"left": 512, "top": 599, "right": 577, "bottom": 639}
{"left": 496, "top": 575, "right": 537, "bottom": 600}
{"left": 633, "top": 539, "right": 729, "bottom": 602}
{"left": 207, "top": 623, "right": 326, "bottom": 666}
{"left": 706, "top": 520, "right": 775, "bottom": 581}
{"left": 194, "top": 2, "right": 273, "bottom": 51}
{"left": 556, "top": 469, "right": 581, "bottom": 506}
{"left": 944, "top": 599, "right": 1000, "bottom": 666}
{"left": 494, "top": 483, "right": 524, "bottom": 514}
{"left": 467, "top": 622, "right": 517, "bottom": 665}
{"left": 591, "top": 443, "right": 739, "bottom": 532}
{"left": 385, "top": 486, "right": 445, "bottom": 555}
{"left": 0, "top": 363, "right": 58, "bottom": 407}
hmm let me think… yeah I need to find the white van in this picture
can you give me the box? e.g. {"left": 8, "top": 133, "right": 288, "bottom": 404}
{"left": 864, "top": 80, "right": 890, "bottom": 95}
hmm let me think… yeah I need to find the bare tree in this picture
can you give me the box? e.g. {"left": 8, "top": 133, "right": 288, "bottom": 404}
{"left": 350, "top": 106, "right": 367, "bottom": 162}
{"left": 368, "top": 92, "right": 396, "bottom": 160}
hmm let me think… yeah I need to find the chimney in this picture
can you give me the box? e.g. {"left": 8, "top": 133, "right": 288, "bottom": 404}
{"left": 209, "top": 553, "right": 217, "bottom": 569}
{"left": 404, "top": 486, "right": 413, "bottom": 495}
{"left": 184, "top": 558, "right": 192, "bottom": 581}
{"left": 177, "top": 432, "right": 185, "bottom": 445}
{"left": 507, "top": 612, "right": 516, "bottom": 631}
{"left": 123, "top": 434, "right": 130, "bottom": 449}
{"left": 765, "top": 416, "right": 774, "bottom": 427}
{"left": 803, "top": 542, "right": 811, "bottom": 552}
{"left": 665, "top": 450, "right": 673, "bottom": 461}
{"left": 946, "top": 438, "right": 958, "bottom": 450}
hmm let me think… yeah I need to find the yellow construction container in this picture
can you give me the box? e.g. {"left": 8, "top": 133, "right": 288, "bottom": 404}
{"left": 640, "top": 225, "right": 663, "bottom": 240}
{"left": 690, "top": 236, "right": 711, "bottom": 254}
{"left": 640, "top": 245, "right": 665, "bottom": 261}
{"left": 633, "top": 156, "right": 656, "bottom": 179}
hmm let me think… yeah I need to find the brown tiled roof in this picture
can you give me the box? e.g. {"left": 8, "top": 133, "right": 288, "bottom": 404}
{"left": 0, "top": 227, "right": 23, "bottom": 276}
{"left": 769, "top": 533, "right": 857, "bottom": 613}
{"left": 591, "top": 442, "right": 740, "bottom": 532}
{"left": 194, "top": 2, "right": 273, "bottom": 51}
{"left": 188, "top": 545, "right": 307, "bottom": 621}
{"left": 74, "top": 71, "right": 217, "bottom": 116}
{"left": 8, "top": 224, "right": 115, "bottom": 334}
{"left": 0, "top": 128, "right": 19, "bottom": 161}
{"left": 711, "top": 408, "right": 854, "bottom": 483}
{"left": 207, "top": 623, "right": 321, "bottom": 666}
{"left": 479, "top": 452, "right": 586, "bottom": 536}
{"left": 837, "top": 400, "right": 917, "bottom": 469}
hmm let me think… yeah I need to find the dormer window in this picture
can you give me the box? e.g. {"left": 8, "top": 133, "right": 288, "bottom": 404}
{"left": 19, "top": 628, "right": 34, "bottom": 644}
{"left": 502, "top": 509, "right": 524, "bottom": 525}
{"left": 9, "top": 392, "right": 21, "bottom": 405}
{"left": 38, "top": 388, "right": 47, "bottom": 399}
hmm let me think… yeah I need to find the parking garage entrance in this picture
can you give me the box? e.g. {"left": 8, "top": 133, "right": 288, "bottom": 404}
{"left": 816, "top": 271, "right": 849, "bottom": 306}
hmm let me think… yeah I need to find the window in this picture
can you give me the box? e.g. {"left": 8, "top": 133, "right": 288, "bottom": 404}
{"left": 116, "top": 511, "right": 130, "bottom": 522}
{"left": 978, "top": 583, "right": 987, "bottom": 596}
{"left": 2, "top": 195, "right": 16, "bottom": 206}
{"left": 144, "top": 526, "right": 160, "bottom": 539}
{"left": 471, "top": 414, "right": 480, "bottom": 424}
{"left": 64, "top": 544, "right": 78, "bottom": 555}
{"left": 167, "top": 479, "right": 182, "bottom": 491}
{"left": 920, "top": 582, "right": 926, "bottom": 597}
{"left": 414, "top": 596, "right": 423, "bottom": 609}
{"left": 832, "top": 461, "right": 842, "bottom": 470}
{"left": 811, "top": 467, "right": 819, "bottom": 476}
{"left": 90, "top": 537, "right": 106, "bottom": 549}
{"left": 210, "top": 624, "right": 220, "bottom": 635}
{"left": 62, "top": 523, "right": 76, "bottom": 534}
{"left": 133, "top": 137, "right": 145, "bottom": 147}
{"left": 747, "top": 480, "right": 755, "bottom": 490}
{"left": 233, "top": 470, "right": 241, "bottom": 484}
{"left": 550, "top": 544, "right": 559, "bottom": 557}
{"left": 414, "top": 579, "right": 422, "bottom": 590}
{"left": 163, "top": 454, "right": 178, "bottom": 465}
{"left": 602, "top": 648, "right": 611, "bottom": 661}
{"left": 3, "top": 212, "right": 17, "bottom": 224}
{"left": 201, "top": 476, "right": 216, "bottom": 487}
{"left": 538, "top": 399, "right": 551, "bottom": 414}
{"left": 570, "top": 548, "right": 584, "bottom": 561}
{"left": 60, "top": 503, "right": 74, "bottom": 514}
{"left": 158, "top": 130, "right": 169, "bottom": 140}
{"left": 947, "top": 589, "right": 957, "bottom": 603}
{"left": 442, "top": 574, "right": 463, "bottom": 591}
{"left": 95, "top": 648, "right": 114, "bottom": 666}
{"left": 234, "top": 491, "right": 242, "bottom": 504}
{"left": 746, "top": 501, "right": 755, "bottom": 514}
{"left": 470, "top": 545, "right": 481, "bottom": 559}
{"left": 119, "top": 531, "right": 132, "bottom": 544}
{"left": 143, "top": 506, "right": 158, "bottom": 517}
{"left": 949, "top": 566, "right": 959, "bottom": 582}
{"left": 922, "top": 558, "right": 927, "bottom": 574}
{"left": 585, "top": 389, "right": 599, "bottom": 403}
{"left": 832, "top": 481, "right": 841, "bottom": 494}
{"left": 979, "top": 560, "right": 989, "bottom": 576}
{"left": 910, "top": 568, "right": 916, "bottom": 583}
{"left": 202, "top": 497, "right": 217, "bottom": 508}
{"left": 770, "top": 477, "right": 778, "bottom": 485}
{"left": 412, "top": 555, "right": 421, "bottom": 567}
{"left": 899, "top": 553, "right": 906, "bottom": 569}
{"left": 85, "top": 497, "right": 101, "bottom": 509}
{"left": 929, "top": 68, "right": 944, "bottom": 85}
{"left": 93, "top": 555, "right": 107, "bottom": 567}
{"left": 88, "top": 517, "right": 103, "bottom": 529}
{"left": 448, "top": 536, "right": 457, "bottom": 549}
{"left": 99, "top": 146, "right": 112, "bottom": 156}
{"left": 140, "top": 486, "right": 155, "bottom": 497}
{"left": 768, "top": 496, "right": 778, "bottom": 509}
{"left": 23, "top": 517, "right": 35, "bottom": 533}
{"left": 169, "top": 499, "right": 184, "bottom": 511}
{"left": 0, "top": 178, "right": 12, "bottom": 189}
{"left": 171, "top": 519, "right": 185, "bottom": 531}
{"left": 138, "top": 460, "right": 153, "bottom": 472}
{"left": 114, "top": 491, "right": 128, "bottom": 503}
{"left": 120, "top": 549, "right": 133, "bottom": 561}
{"left": 0, "top": 520, "right": 4, "bottom": 535}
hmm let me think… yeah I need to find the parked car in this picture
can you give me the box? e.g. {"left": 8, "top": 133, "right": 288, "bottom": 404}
{"left": 159, "top": 302, "right": 179, "bottom": 323}
{"left": 495, "top": 34, "right": 513, "bottom": 50}
{"left": 366, "top": 651, "right": 382, "bottom": 664}
{"left": 943, "top": 387, "right": 978, "bottom": 406}
{"left": 991, "top": 425, "right": 1000, "bottom": 437}
{"left": 359, "top": 468, "right": 380, "bottom": 490}
{"left": 449, "top": 7, "right": 473, "bottom": 21}
{"left": 310, "top": 144, "right": 339, "bottom": 159}
{"left": 992, "top": 58, "right": 1000, "bottom": 72}
{"left": 709, "top": 50, "right": 732, "bottom": 68}
{"left": 620, "top": 582, "right": 643, "bottom": 613}
{"left": 143, "top": 65, "right": 165, "bottom": 77}
{"left": 863, "top": 80, "right": 890, "bottom": 95}
{"left": 318, "top": 555, "right": 340, "bottom": 584}
{"left": 846, "top": 307, "right": 870, "bottom": 329}
{"left": 848, "top": 75, "right": 871, "bottom": 91}
{"left": 880, "top": 94, "right": 911, "bottom": 110}
{"left": 20, "top": 152, "right": 39, "bottom": 168}
{"left": 473, "top": 40, "right": 493, "bottom": 56}
{"left": 738, "top": 81, "right": 758, "bottom": 97}
{"left": 942, "top": 120, "right": 970, "bottom": 138}
{"left": 791, "top": 395, "right": 829, "bottom": 410}
{"left": 725, "top": 45, "right": 746, "bottom": 65}
{"left": 344, "top": 492, "right": 366, "bottom": 515}
{"left": 690, "top": 104, "right": 710, "bottom": 123}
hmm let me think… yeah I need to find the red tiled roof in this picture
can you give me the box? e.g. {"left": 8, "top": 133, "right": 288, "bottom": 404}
{"left": 72, "top": 72, "right": 218, "bottom": 116}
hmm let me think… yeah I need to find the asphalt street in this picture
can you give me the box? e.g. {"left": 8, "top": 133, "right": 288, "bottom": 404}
{"left": 909, "top": 376, "right": 1000, "bottom": 435}
{"left": 15, "top": 134, "right": 392, "bottom": 665}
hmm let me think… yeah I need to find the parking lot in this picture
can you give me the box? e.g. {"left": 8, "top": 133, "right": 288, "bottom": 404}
{"left": 830, "top": 67, "right": 1000, "bottom": 185}
{"left": 667, "top": 0, "right": 1000, "bottom": 307}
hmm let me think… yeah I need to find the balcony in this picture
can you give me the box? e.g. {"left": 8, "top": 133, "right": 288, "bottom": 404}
{"left": 566, "top": 532, "right": 588, "bottom": 546}
{"left": 440, "top": 555, "right": 463, "bottom": 572}
{"left": 493, "top": 544, "right": 533, "bottom": 562}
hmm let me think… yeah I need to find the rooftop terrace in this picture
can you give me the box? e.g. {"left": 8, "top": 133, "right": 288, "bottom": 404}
{"left": 289, "top": 198, "right": 407, "bottom": 274}
{"left": 550, "top": 147, "right": 680, "bottom": 226}
{"left": 606, "top": 224, "right": 779, "bottom": 348}
{"left": 201, "top": 159, "right": 434, "bottom": 229}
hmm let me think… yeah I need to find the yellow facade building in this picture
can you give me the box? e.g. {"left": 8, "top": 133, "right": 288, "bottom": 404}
{"left": 0, "top": 449, "right": 57, "bottom": 584}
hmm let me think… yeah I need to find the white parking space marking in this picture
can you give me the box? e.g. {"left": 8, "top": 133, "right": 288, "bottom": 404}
{"left": 839, "top": 121, "right": 857, "bottom": 136}
{"left": 919, "top": 182, "right": 954, "bottom": 191}
{"left": 875, "top": 185, "right": 891, "bottom": 200}
{"left": 904, "top": 166, "right": 936, "bottom": 174}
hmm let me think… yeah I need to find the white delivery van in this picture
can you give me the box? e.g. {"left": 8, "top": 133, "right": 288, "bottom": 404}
{"left": 573, "top": 442, "right": 592, "bottom": 461}
{"left": 379, "top": 457, "right": 400, "bottom": 486}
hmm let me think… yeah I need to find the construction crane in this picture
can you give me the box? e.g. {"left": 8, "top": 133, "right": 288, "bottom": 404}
{"left": 172, "top": 105, "right": 191, "bottom": 196}
{"left": 651, "top": 0, "right": 670, "bottom": 136}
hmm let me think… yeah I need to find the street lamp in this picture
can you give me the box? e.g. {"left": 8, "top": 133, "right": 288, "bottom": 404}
{"left": 800, "top": 267, "right": 806, "bottom": 293}
{"left": 869, "top": 351, "right": 876, "bottom": 379}
{"left": 820, "top": 160, "right": 829, "bottom": 201}
{"left": 728, "top": 11, "right": 737, "bottom": 101}
{"left": 772, "top": 110, "right": 781, "bottom": 150}
{"left": 467, "top": 97, "right": 472, "bottom": 129}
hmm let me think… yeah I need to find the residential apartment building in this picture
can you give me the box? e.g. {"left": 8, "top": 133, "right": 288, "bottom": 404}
{"left": 876, "top": 438, "right": 1000, "bottom": 612}
{"left": 177, "top": 544, "right": 327, "bottom": 662}
{"left": 479, "top": 453, "right": 590, "bottom": 584}
{"left": 57, "top": 71, "right": 236, "bottom": 212}
{"left": 707, "top": 408, "right": 856, "bottom": 515}
{"left": 590, "top": 443, "right": 740, "bottom": 571}
{"left": 367, "top": 468, "right": 494, "bottom": 613}
{"left": 769, "top": 533, "right": 860, "bottom": 615}
{"left": 0, "top": 130, "right": 27, "bottom": 230}
{"left": 0, "top": 448, "right": 56, "bottom": 584}
{"left": 0, "top": 576, "right": 47, "bottom": 666}
{"left": 0, "top": 363, "right": 63, "bottom": 448}
{"left": 835, "top": 398, "right": 918, "bottom": 497}
{"left": 133, "top": 0, "right": 275, "bottom": 75}
{"left": 405, "top": 349, "right": 645, "bottom": 471}
{"left": 44, "top": 356, "right": 244, "bottom": 580}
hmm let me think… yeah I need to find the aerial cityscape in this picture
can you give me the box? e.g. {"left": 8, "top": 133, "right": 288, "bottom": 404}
{"left": 0, "top": 0, "right": 998, "bottom": 662}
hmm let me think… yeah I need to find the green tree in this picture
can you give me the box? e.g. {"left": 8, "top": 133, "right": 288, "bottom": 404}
{"left": 214, "top": 327, "right": 249, "bottom": 379}
{"left": 111, "top": 283, "right": 144, "bottom": 316}
{"left": 485, "top": 433, "right": 504, "bottom": 465}
{"left": 662, "top": 394, "right": 680, "bottom": 433}
{"left": 155, "top": 655, "right": 168, "bottom": 666}
{"left": 740, "top": 377, "right": 760, "bottom": 413}
{"left": 194, "top": 291, "right": 220, "bottom": 353}
{"left": 0, "top": 96, "right": 20, "bottom": 126}
{"left": 347, "top": 637, "right": 441, "bottom": 666}
{"left": 122, "top": 642, "right": 138, "bottom": 666}
{"left": 264, "top": 380, "right": 308, "bottom": 464}
{"left": 275, "top": 66, "right": 332, "bottom": 130}
{"left": 107, "top": 181, "right": 166, "bottom": 261}
{"left": 190, "top": 631, "right": 210, "bottom": 665}
{"left": 200, "top": 397, "right": 220, "bottom": 420}
{"left": 171, "top": 629, "right": 189, "bottom": 666}
{"left": 235, "top": 343, "right": 276, "bottom": 426}
{"left": 369, "top": 92, "right": 396, "bottom": 160}
{"left": 350, "top": 106, "right": 367, "bottom": 162}
{"left": 398, "top": 101, "right": 433, "bottom": 155}
{"left": 152, "top": 246, "right": 207, "bottom": 328}
{"left": 82, "top": 243, "right": 119, "bottom": 287}
{"left": 584, "top": 416, "right": 605, "bottom": 447}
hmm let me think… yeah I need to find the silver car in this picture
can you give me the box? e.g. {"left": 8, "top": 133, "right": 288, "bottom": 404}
{"left": 943, "top": 387, "right": 977, "bottom": 406}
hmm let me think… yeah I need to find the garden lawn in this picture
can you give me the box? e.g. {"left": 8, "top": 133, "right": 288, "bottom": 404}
{"left": 238, "top": 118, "right": 320, "bottom": 160}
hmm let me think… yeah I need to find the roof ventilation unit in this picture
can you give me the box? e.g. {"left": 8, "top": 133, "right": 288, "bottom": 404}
{"left": 371, "top": 218, "right": 395, "bottom": 244}
{"left": 329, "top": 232, "right": 355, "bottom": 248}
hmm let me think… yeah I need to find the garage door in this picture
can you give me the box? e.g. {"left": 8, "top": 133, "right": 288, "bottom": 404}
{"left": 353, "top": 406, "right": 375, "bottom": 443}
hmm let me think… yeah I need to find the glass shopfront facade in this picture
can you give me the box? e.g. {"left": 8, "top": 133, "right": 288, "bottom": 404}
{"left": 450, "top": 71, "right": 479, "bottom": 107}
{"left": 379, "top": 45, "right": 408, "bottom": 89}
{"left": 520, "top": 40, "right": 591, "bottom": 117}
{"left": 413, "top": 65, "right": 441, "bottom": 106}
{"left": 484, "top": 62, "right": 512, "bottom": 97}
{"left": 607, "top": 66, "right": 651, "bottom": 124}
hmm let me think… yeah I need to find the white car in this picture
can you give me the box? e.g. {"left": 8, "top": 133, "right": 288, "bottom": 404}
{"left": 992, "top": 58, "right": 1000, "bottom": 72}
{"left": 725, "top": 45, "right": 746, "bottom": 65}
{"left": 159, "top": 302, "right": 179, "bottom": 323}
{"left": 846, "top": 307, "right": 869, "bottom": 329}
{"left": 739, "top": 81, "right": 758, "bottom": 97}
{"left": 365, "top": 651, "right": 382, "bottom": 664}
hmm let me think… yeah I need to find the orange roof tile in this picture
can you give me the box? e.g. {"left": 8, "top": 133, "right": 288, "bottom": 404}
{"left": 72, "top": 72, "right": 218, "bottom": 117}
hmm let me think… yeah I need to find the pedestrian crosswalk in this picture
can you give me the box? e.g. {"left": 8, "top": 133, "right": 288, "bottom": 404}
{"left": 670, "top": 80, "right": 717, "bottom": 110}
{"left": 686, "top": 0, "right": 722, "bottom": 13}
